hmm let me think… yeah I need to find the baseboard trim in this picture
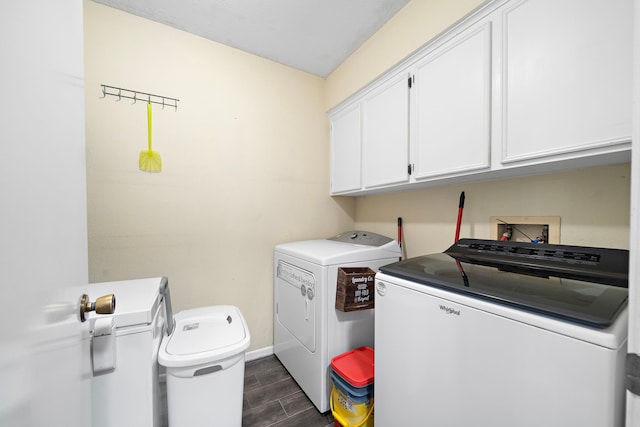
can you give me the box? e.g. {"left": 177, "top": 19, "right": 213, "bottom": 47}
{"left": 246, "top": 346, "right": 274, "bottom": 362}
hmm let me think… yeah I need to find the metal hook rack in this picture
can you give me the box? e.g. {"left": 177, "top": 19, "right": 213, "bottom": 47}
{"left": 100, "top": 84, "right": 179, "bottom": 111}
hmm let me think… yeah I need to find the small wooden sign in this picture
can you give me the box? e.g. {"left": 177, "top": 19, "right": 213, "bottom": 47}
{"left": 336, "top": 267, "right": 376, "bottom": 312}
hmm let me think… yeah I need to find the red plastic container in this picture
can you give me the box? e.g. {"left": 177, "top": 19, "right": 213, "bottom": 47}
{"left": 330, "top": 346, "right": 374, "bottom": 387}
{"left": 330, "top": 346, "right": 375, "bottom": 427}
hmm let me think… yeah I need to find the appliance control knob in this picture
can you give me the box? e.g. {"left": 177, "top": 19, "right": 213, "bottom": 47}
{"left": 376, "top": 282, "right": 387, "bottom": 296}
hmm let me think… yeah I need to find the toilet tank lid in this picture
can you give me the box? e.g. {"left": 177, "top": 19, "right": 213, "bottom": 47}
{"left": 158, "top": 305, "right": 251, "bottom": 368}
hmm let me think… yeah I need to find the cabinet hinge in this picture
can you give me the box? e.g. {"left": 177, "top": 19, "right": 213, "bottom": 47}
{"left": 408, "top": 76, "right": 413, "bottom": 88}
{"left": 408, "top": 164, "right": 413, "bottom": 175}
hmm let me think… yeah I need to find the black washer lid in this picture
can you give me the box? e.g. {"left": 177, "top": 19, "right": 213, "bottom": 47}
{"left": 446, "top": 239, "right": 629, "bottom": 287}
{"left": 379, "top": 240, "right": 629, "bottom": 329}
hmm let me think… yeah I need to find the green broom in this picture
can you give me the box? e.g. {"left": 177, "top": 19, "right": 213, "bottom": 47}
{"left": 139, "top": 101, "right": 162, "bottom": 172}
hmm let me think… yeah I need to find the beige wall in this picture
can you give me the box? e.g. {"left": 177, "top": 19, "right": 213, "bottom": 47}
{"left": 84, "top": 0, "right": 631, "bottom": 352}
{"left": 325, "top": 0, "right": 486, "bottom": 109}
{"left": 83, "top": 1, "right": 355, "bottom": 351}
{"left": 353, "top": 164, "right": 631, "bottom": 257}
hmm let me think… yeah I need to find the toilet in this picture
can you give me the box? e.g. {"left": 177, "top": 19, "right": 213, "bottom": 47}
{"left": 158, "top": 305, "right": 251, "bottom": 427}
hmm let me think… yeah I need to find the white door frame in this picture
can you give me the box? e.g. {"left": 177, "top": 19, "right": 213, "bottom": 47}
{"left": 627, "top": 0, "right": 640, "bottom": 424}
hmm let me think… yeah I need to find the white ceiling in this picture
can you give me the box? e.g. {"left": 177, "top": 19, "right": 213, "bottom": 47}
{"left": 92, "top": 0, "right": 411, "bottom": 77}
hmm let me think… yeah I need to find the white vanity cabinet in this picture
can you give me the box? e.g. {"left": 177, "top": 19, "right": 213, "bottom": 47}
{"left": 498, "top": 0, "right": 633, "bottom": 166}
{"left": 410, "top": 20, "right": 492, "bottom": 180}
{"left": 329, "top": 103, "right": 362, "bottom": 194}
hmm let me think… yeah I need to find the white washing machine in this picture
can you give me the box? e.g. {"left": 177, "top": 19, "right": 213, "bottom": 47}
{"left": 375, "top": 239, "right": 629, "bottom": 426}
{"left": 274, "top": 231, "right": 400, "bottom": 413}
{"left": 86, "top": 277, "right": 169, "bottom": 427}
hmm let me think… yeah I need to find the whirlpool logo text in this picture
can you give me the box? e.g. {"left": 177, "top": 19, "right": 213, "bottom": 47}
{"left": 439, "top": 305, "right": 461, "bottom": 316}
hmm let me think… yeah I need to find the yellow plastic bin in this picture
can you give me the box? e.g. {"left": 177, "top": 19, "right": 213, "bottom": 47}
{"left": 330, "top": 347, "right": 375, "bottom": 427}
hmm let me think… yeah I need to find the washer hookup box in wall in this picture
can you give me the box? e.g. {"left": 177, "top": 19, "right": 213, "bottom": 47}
{"left": 336, "top": 267, "right": 376, "bottom": 312}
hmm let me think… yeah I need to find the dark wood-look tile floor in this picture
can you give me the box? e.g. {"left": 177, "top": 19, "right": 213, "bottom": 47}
{"left": 243, "top": 355, "right": 335, "bottom": 427}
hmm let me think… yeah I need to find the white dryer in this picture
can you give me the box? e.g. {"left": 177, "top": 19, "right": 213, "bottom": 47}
{"left": 274, "top": 231, "right": 400, "bottom": 413}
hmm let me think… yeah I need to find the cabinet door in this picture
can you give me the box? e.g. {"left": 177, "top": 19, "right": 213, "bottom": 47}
{"left": 411, "top": 22, "right": 492, "bottom": 180}
{"left": 330, "top": 104, "right": 361, "bottom": 194}
{"left": 501, "top": 0, "right": 632, "bottom": 163}
{"left": 362, "top": 73, "right": 410, "bottom": 188}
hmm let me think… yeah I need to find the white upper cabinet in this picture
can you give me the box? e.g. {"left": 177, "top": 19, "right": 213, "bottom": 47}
{"left": 500, "top": 0, "right": 632, "bottom": 164}
{"left": 362, "top": 72, "right": 411, "bottom": 189}
{"left": 411, "top": 20, "right": 492, "bottom": 180}
{"left": 328, "top": 0, "right": 632, "bottom": 196}
{"left": 330, "top": 104, "right": 362, "bottom": 194}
